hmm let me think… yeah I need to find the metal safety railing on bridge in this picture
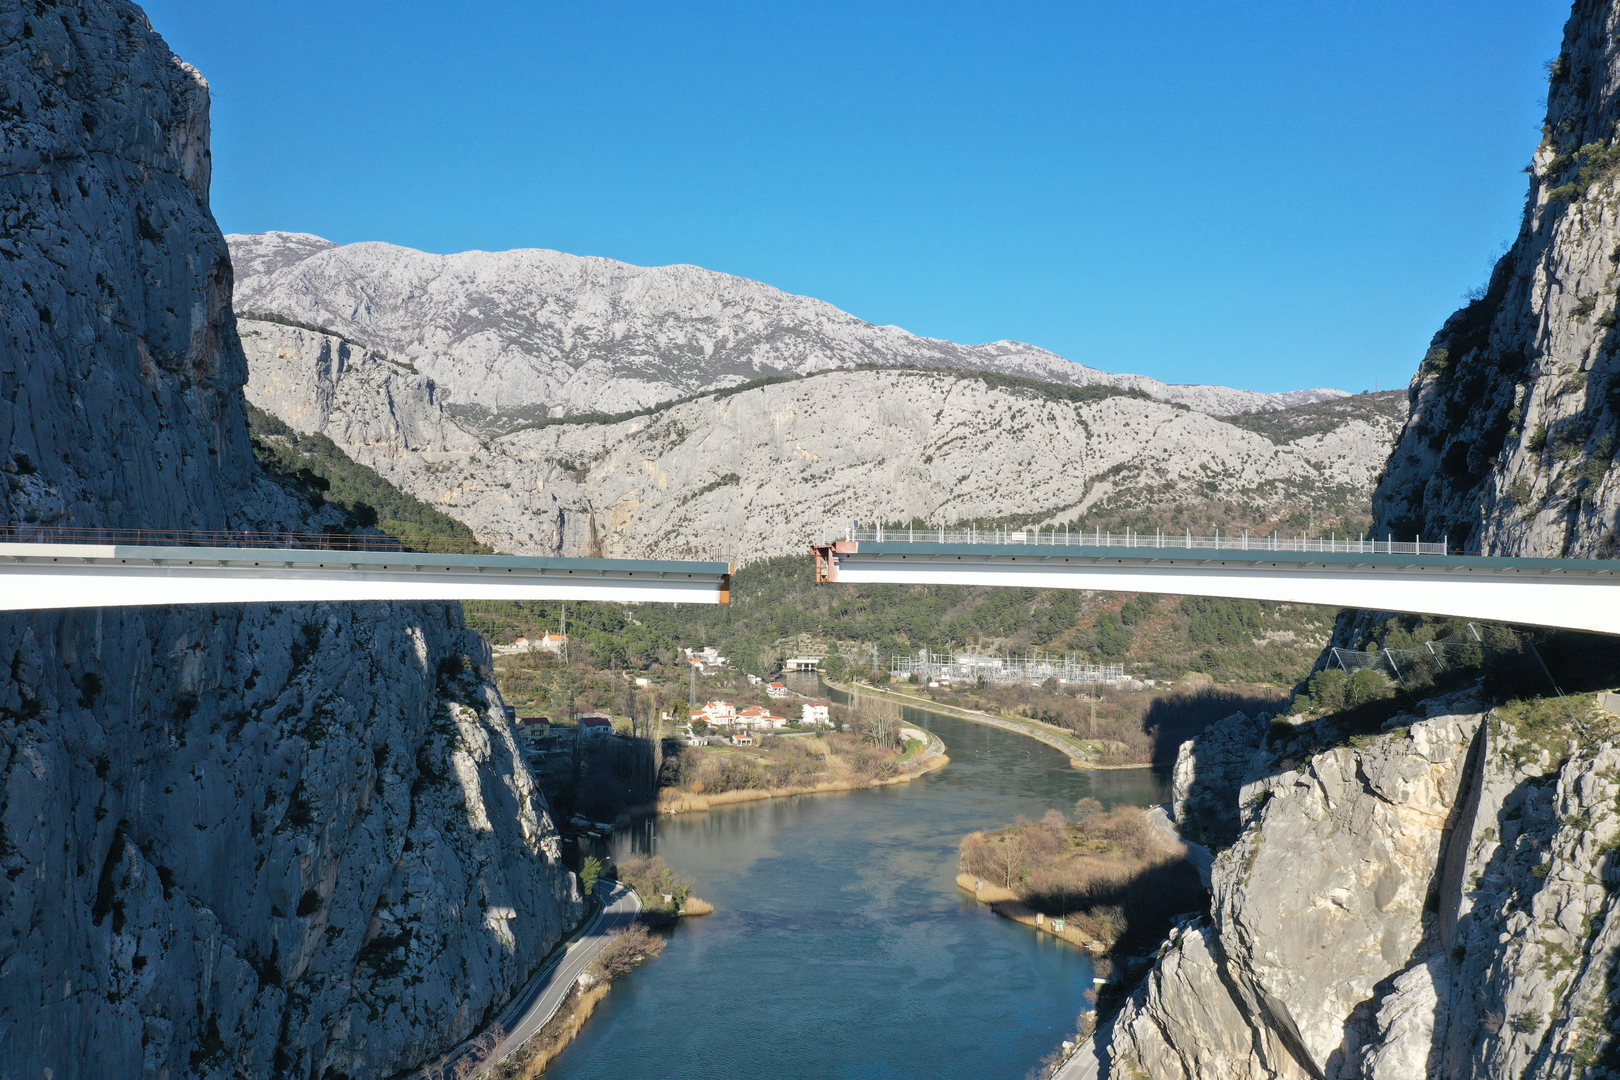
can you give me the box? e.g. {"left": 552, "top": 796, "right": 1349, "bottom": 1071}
{"left": 839, "top": 525, "right": 1449, "bottom": 556}
{"left": 0, "top": 527, "right": 733, "bottom": 611}
{"left": 0, "top": 525, "right": 725, "bottom": 562}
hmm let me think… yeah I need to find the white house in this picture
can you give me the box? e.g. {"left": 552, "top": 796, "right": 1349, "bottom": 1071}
{"left": 695, "top": 700, "right": 736, "bottom": 726}
{"left": 577, "top": 714, "right": 614, "bottom": 738}
{"left": 801, "top": 700, "right": 831, "bottom": 726}
{"left": 735, "top": 706, "right": 788, "bottom": 730}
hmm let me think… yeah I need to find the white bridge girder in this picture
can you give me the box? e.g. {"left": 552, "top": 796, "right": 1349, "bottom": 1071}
{"left": 0, "top": 544, "right": 732, "bottom": 611}
{"left": 811, "top": 542, "right": 1620, "bottom": 636}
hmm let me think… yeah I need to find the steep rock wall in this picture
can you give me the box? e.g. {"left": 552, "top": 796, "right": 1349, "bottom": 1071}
{"left": 1102, "top": 703, "right": 1620, "bottom": 1080}
{"left": 1374, "top": 0, "right": 1620, "bottom": 558}
{"left": 0, "top": 5, "right": 580, "bottom": 1078}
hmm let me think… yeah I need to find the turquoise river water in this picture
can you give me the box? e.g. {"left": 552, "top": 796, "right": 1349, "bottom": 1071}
{"left": 544, "top": 689, "right": 1171, "bottom": 1080}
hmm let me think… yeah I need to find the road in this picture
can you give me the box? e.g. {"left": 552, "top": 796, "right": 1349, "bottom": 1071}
{"left": 486, "top": 881, "right": 642, "bottom": 1066}
{"left": 826, "top": 680, "right": 1093, "bottom": 763}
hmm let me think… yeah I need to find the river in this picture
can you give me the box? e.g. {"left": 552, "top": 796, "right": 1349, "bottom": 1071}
{"left": 544, "top": 689, "right": 1171, "bottom": 1080}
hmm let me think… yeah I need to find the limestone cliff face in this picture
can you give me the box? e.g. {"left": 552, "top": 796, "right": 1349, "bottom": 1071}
{"left": 0, "top": 5, "right": 580, "bottom": 1078}
{"left": 1101, "top": 702, "right": 1620, "bottom": 1080}
{"left": 1374, "top": 0, "right": 1620, "bottom": 558}
{"left": 238, "top": 320, "right": 1403, "bottom": 562}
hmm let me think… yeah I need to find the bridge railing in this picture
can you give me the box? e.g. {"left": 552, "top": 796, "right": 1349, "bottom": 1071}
{"left": 841, "top": 524, "right": 1449, "bottom": 556}
{"left": 0, "top": 525, "right": 727, "bottom": 562}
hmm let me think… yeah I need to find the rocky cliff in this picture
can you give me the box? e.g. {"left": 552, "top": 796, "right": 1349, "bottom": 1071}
{"left": 1372, "top": 1, "right": 1620, "bottom": 559}
{"left": 1099, "top": 697, "right": 1620, "bottom": 1080}
{"left": 1075, "top": 3, "right": 1620, "bottom": 1076}
{"left": 0, "top": 5, "right": 579, "bottom": 1078}
{"left": 237, "top": 318, "right": 1403, "bottom": 562}
{"left": 226, "top": 231, "right": 1346, "bottom": 423}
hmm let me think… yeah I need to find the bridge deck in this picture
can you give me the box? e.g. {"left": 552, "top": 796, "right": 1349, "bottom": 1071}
{"left": 0, "top": 543, "right": 731, "bottom": 611}
{"left": 810, "top": 541, "right": 1620, "bottom": 635}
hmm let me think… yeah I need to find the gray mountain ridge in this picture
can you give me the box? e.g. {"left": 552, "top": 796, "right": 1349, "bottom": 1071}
{"left": 227, "top": 231, "right": 1346, "bottom": 426}
{"left": 239, "top": 316, "right": 1404, "bottom": 564}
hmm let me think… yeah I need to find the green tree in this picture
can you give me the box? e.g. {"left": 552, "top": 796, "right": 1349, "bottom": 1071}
{"left": 580, "top": 855, "right": 603, "bottom": 897}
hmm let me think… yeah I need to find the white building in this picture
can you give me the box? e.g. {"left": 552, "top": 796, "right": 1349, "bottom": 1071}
{"left": 735, "top": 706, "right": 788, "bottom": 730}
{"left": 801, "top": 700, "right": 831, "bottom": 726}
{"left": 578, "top": 713, "right": 614, "bottom": 738}
{"left": 695, "top": 700, "right": 736, "bottom": 726}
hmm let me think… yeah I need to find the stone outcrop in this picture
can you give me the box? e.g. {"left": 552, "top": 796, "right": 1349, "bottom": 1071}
{"left": 1170, "top": 710, "right": 1270, "bottom": 849}
{"left": 0, "top": 4, "right": 579, "bottom": 1078}
{"left": 1104, "top": 705, "right": 1620, "bottom": 1080}
{"left": 227, "top": 231, "right": 1347, "bottom": 424}
{"left": 238, "top": 320, "right": 1404, "bottom": 561}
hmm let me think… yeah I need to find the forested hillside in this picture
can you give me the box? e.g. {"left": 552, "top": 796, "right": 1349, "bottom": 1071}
{"left": 463, "top": 554, "right": 1337, "bottom": 686}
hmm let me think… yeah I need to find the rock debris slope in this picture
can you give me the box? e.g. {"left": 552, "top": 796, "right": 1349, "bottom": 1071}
{"left": 239, "top": 317, "right": 1403, "bottom": 561}
{"left": 1079, "top": 2, "right": 1620, "bottom": 1077}
{"left": 0, "top": 4, "right": 579, "bottom": 1078}
{"left": 227, "top": 230, "right": 1346, "bottom": 424}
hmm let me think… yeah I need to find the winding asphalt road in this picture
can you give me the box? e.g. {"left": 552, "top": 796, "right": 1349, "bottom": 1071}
{"left": 486, "top": 881, "right": 642, "bottom": 1066}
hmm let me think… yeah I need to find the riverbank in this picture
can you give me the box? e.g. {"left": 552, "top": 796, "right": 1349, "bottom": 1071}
{"left": 826, "top": 680, "right": 1147, "bottom": 769}
{"left": 657, "top": 728, "right": 948, "bottom": 813}
{"left": 957, "top": 873, "right": 1112, "bottom": 952}
{"left": 540, "top": 693, "right": 1142, "bottom": 1080}
{"left": 956, "top": 804, "right": 1205, "bottom": 965}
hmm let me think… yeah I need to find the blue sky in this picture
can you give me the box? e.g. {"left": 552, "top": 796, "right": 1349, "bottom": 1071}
{"left": 144, "top": 0, "right": 1569, "bottom": 394}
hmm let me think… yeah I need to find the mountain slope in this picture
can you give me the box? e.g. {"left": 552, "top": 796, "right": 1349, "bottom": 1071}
{"left": 239, "top": 318, "right": 1403, "bottom": 562}
{"left": 227, "top": 231, "right": 1345, "bottom": 424}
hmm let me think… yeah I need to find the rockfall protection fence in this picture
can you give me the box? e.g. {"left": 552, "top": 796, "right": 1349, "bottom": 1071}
{"left": 1328, "top": 623, "right": 1525, "bottom": 692}
{"left": 842, "top": 524, "right": 1450, "bottom": 556}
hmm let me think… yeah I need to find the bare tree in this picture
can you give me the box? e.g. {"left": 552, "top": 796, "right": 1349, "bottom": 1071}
{"left": 992, "top": 829, "right": 1031, "bottom": 889}
{"left": 449, "top": 1024, "right": 507, "bottom": 1080}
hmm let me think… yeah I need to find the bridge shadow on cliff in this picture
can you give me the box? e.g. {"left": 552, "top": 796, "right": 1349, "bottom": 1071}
{"left": 1274, "top": 629, "right": 1620, "bottom": 762}
{"left": 1143, "top": 687, "right": 1290, "bottom": 764}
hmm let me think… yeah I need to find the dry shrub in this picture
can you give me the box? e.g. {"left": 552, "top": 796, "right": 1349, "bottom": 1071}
{"left": 590, "top": 923, "right": 666, "bottom": 980}
{"left": 681, "top": 896, "right": 714, "bottom": 915}
{"left": 488, "top": 982, "right": 610, "bottom": 1080}
{"left": 617, "top": 854, "right": 692, "bottom": 918}
{"left": 420, "top": 1024, "right": 506, "bottom": 1080}
{"left": 453, "top": 1025, "right": 506, "bottom": 1080}
{"left": 961, "top": 804, "right": 1202, "bottom": 953}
